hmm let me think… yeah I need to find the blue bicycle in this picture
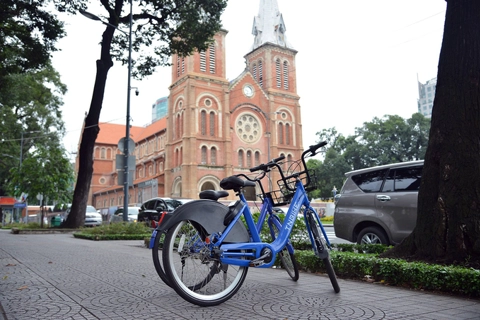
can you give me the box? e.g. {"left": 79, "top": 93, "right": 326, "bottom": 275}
{"left": 151, "top": 161, "right": 299, "bottom": 286}
{"left": 161, "top": 141, "right": 339, "bottom": 306}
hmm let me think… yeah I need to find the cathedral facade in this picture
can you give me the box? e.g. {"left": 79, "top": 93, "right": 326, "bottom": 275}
{"left": 89, "top": 0, "right": 304, "bottom": 210}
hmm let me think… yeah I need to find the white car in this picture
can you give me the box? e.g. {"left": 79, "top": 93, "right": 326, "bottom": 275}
{"left": 84, "top": 205, "right": 102, "bottom": 226}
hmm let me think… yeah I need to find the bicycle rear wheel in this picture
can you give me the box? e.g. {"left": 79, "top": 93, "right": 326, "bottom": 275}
{"left": 307, "top": 211, "right": 340, "bottom": 293}
{"left": 163, "top": 220, "right": 248, "bottom": 306}
{"left": 152, "top": 230, "right": 171, "bottom": 287}
{"left": 270, "top": 216, "right": 299, "bottom": 281}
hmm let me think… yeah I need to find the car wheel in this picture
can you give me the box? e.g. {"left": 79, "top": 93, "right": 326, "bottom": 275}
{"left": 357, "top": 226, "right": 388, "bottom": 245}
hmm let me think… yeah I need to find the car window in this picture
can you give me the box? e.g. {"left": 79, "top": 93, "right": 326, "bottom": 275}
{"left": 155, "top": 200, "right": 167, "bottom": 211}
{"left": 382, "top": 166, "right": 423, "bottom": 192}
{"left": 351, "top": 169, "right": 388, "bottom": 193}
{"left": 86, "top": 206, "right": 97, "bottom": 213}
{"left": 144, "top": 200, "right": 157, "bottom": 210}
{"left": 128, "top": 207, "right": 140, "bottom": 215}
{"left": 166, "top": 199, "right": 182, "bottom": 209}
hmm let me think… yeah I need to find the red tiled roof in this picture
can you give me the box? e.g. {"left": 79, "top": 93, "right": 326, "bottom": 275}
{"left": 135, "top": 118, "right": 167, "bottom": 141}
{"left": 96, "top": 123, "right": 143, "bottom": 145}
{"left": 97, "top": 118, "right": 167, "bottom": 145}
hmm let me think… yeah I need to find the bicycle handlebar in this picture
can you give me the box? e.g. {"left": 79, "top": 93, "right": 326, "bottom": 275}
{"left": 249, "top": 155, "right": 285, "bottom": 173}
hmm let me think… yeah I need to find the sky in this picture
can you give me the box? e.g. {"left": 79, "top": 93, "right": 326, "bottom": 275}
{"left": 52, "top": 0, "right": 447, "bottom": 157}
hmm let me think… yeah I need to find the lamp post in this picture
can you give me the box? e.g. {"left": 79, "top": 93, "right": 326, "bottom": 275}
{"left": 80, "top": 1, "right": 133, "bottom": 222}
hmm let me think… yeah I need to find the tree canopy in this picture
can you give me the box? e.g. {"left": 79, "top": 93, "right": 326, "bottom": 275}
{"left": 0, "top": 0, "right": 65, "bottom": 85}
{"left": 307, "top": 113, "right": 430, "bottom": 199}
{"left": 0, "top": 0, "right": 69, "bottom": 199}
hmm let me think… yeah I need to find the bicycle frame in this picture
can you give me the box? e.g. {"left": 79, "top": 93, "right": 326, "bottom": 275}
{"left": 213, "top": 177, "right": 329, "bottom": 268}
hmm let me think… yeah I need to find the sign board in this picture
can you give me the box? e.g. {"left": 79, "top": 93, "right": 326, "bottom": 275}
{"left": 117, "top": 170, "right": 134, "bottom": 186}
{"left": 116, "top": 154, "right": 136, "bottom": 170}
{"left": 117, "top": 137, "right": 135, "bottom": 154}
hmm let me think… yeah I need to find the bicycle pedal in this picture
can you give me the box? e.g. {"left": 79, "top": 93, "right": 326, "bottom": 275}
{"left": 249, "top": 259, "right": 265, "bottom": 267}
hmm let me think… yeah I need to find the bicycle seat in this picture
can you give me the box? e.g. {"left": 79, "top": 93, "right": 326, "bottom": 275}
{"left": 220, "top": 176, "right": 256, "bottom": 191}
{"left": 199, "top": 190, "right": 229, "bottom": 201}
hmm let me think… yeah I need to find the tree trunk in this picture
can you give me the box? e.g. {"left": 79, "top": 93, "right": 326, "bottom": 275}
{"left": 62, "top": 21, "right": 116, "bottom": 228}
{"left": 383, "top": 0, "right": 480, "bottom": 268}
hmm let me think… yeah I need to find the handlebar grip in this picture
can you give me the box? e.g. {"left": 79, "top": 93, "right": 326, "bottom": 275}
{"left": 271, "top": 155, "right": 285, "bottom": 163}
{"left": 309, "top": 141, "right": 327, "bottom": 155}
{"left": 249, "top": 164, "right": 265, "bottom": 172}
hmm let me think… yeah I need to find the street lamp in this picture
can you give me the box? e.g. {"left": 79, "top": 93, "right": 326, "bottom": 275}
{"left": 80, "top": 1, "right": 133, "bottom": 222}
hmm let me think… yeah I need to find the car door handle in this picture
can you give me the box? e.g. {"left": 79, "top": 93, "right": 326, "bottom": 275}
{"left": 376, "top": 195, "right": 391, "bottom": 202}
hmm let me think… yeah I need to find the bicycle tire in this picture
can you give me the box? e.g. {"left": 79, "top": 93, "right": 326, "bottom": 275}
{"left": 270, "top": 216, "right": 299, "bottom": 281}
{"left": 152, "top": 230, "right": 171, "bottom": 287}
{"left": 163, "top": 220, "right": 248, "bottom": 306}
{"left": 307, "top": 211, "right": 340, "bottom": 293}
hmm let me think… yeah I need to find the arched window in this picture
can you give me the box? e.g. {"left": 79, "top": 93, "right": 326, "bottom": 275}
{"left": 276, "top": 59, "right": 281, "bottom": 88}
{"left": 100, "top": 147, "right": 106, "bottom": 159}
{"left": 246, "top": 150, "right": 252, "bottom": 168}
{"left": 209, "top": 44, "right": 215, "bottom": 73}
{"left": 278, "top": 123, "right": 284, "bottom": 144}
{"left": 181, "top": 57, "right": 185, "bottom": 74}
{"left": 283, "top": 61, "right": 289, "bottom": 89}
{"left": 209, "top": 111, "right": 215, "bottom": 136}
{"left": 201, "top": 110, "right": 207, "bottom": 135}
{"left": 255, "top": 151, "right": 260, "bottom": 166}
{"left": 238, "top": 150, "right": 244, "bottom": 167}
{"left": 200, "top": 51, "right": 206, "bottom": 72}
{"left": 252, "top": 64, "right": 257, "bottom": 82}
{"left": 201, "top": 146, "right": 207, "bottom": 164}
{"left": 258, "top": 60, "right": 263, "bottom": 87}
{"left": 211, "top": 147, "right": 217, "bottom": 165}
{"left": 285, "top": 123, "right": 291, "bottom": 145}
{"left": 280, "top": 153, "right": 287, "bottom": 171}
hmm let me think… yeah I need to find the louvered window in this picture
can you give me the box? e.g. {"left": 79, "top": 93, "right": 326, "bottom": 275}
{"left": 252, "top": 64, "right": 257, "bottom": 81}
{"left": 209, "top": 44, "right": 215, "bottom": 73}
{"left": 258, "top": 60, "right": 263, "bottom": 87}
{"left": 283, "top": 61, "right": 289, "bottom": 89}
{"left": 276, "top": 59, "right": 281, "bottom": 88}
{"left": 177, "top": 56, "right": 181, "bottom": 77}
{"left": 200, "top": 51, "right": 206, "bottom": 72}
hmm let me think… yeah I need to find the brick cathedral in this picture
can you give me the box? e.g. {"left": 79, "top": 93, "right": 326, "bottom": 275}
{"left": 83, "top": 0, "right": 304, "bottom": 211}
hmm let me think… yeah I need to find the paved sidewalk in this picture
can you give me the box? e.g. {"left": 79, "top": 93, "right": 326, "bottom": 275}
{"left": 0, "top": 229, "right": 479, "bottom": 320}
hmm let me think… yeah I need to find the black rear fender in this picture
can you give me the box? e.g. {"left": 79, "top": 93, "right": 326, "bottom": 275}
{"left": 157, "top": 200, "right": 249, "bottom": 243}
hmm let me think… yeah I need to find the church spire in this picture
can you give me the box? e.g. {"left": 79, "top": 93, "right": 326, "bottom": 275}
{"left": 251, "top": 0, "right": 294, "bottom": 50}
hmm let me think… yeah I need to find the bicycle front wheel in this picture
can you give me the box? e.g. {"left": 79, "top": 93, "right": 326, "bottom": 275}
{"left": 307, "top": 211, "right": 340, "bottom": 293}
{"left": 162, "top": 220, "right": 248, "bottom": 307}
{"left": 270, "top": 216, "right": 299, "bottom": 281}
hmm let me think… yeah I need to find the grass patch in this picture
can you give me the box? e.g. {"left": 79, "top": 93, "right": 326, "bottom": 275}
{"left": 73, "top": 223, "right": 151, "bottom": 241}
{"left": 2, "top": 222, "right": 48, "bottom": 230}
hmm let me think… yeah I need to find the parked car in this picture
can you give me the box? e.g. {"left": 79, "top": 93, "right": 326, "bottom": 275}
{"left": 84, "top": 205, "right": 102, "bottom": 227}
{"left": 334, "top": 160, "right": 423, "bottom": 245}
{"left": 137, "top": 198, "right": 176, "bottom": 226}
{"left": 64, "top": 204, "right": 102, "bottom": 227}
{"left": 110, "top": 206, "right": 141, "bottom": 223}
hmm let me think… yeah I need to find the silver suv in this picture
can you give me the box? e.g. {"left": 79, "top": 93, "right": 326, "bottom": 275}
{"left": 334, "top": 160, "right": 423, "bottom": 245}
